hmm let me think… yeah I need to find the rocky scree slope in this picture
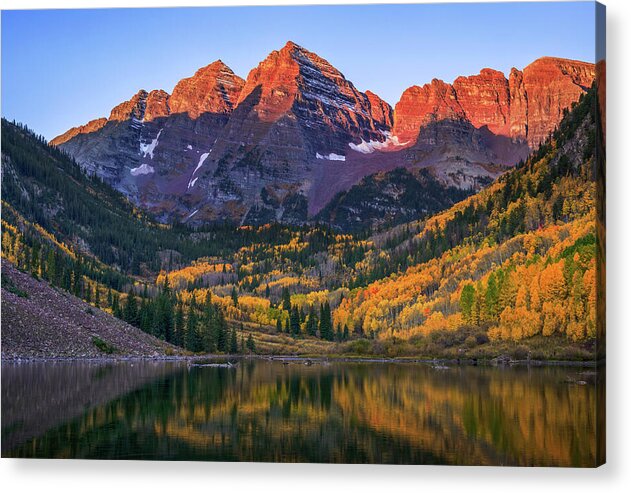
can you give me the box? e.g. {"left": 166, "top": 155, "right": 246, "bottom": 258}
{"left": 1, "top": 260, "right": 178, "bottom": 359}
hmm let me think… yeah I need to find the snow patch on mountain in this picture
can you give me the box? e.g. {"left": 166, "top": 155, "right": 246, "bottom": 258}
{"left": 140, "top": 129, "right": 162, "bottom": 159}
{"left": 316, "top": 152, "right": 346, "bottom": 161}
{"left": 348, "top": 131, "right": 408, "bottom": 154}
{"left": 193, "top": 152, "right": 210, "bottom": 176}
{"left": 130, "top": 163, "right": 155, "bottom": 176}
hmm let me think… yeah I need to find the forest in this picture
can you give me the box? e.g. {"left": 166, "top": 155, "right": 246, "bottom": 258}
{"left": 0, "top": 83, "right": 604, "bottom": 360}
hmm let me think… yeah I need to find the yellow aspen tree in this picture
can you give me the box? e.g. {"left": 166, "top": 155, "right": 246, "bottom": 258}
{"left": 540, "top": 260, "right": 566, "bottom": 302}
{"left": 529, "top": 274, "right": 542, "bottom": 311}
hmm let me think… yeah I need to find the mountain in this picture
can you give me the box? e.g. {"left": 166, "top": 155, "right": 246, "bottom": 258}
{"left": 316, "top": 167, "right": 471, "bottom": 233}
{"left": 1, "top": 80, "right": 603, "bottom": 360}
{"left": 332, "top": 83, "right": 602, "bottom": 353}
{"left": 51, "top": 44, "right": 594, "bottom": 230}
{"left": 391, "top": 57, "right": 595, "bottom": 191}
{"left": 393, "top": 57, "right": 595, "bottom": 147}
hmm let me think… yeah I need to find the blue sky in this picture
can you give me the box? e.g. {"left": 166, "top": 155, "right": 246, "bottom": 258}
{"left": 2, "top": 2, "right": 598, "bottom": 140}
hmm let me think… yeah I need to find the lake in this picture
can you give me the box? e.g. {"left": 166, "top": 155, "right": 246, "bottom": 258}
{"left": 1, "top": 359, "right": 601, "bottom": 466}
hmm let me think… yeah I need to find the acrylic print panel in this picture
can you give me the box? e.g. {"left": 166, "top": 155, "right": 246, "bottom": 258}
{"left": 0, "top": 1, "right": 605, "bottom": 466}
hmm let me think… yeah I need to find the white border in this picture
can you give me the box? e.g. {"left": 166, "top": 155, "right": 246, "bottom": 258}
{"left": 1, "top": 1, "right": 630, "bottom": 492}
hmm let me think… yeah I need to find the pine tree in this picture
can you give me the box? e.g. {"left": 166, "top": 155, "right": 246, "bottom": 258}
{"left": 246, "top": 333, "right": 255, "bottom": 353}
{"left": 230, "top": 326, "right": 238, "bottom": 354}
{"left": 45, "top": 250, "right": 56, "bottom": 282}
{"left": 231, "top": 285, "right": 239, "bottom": 307}
{"left": 174, "top": 301, "right": 185, "bottom": 347}
{"left": 185, "top": 299, "right": 200, "bottom": 352}
{"left": 216, "top": 309, "right": 228, "bottom": 352}
{"left": 276, "top": 318, "right": 283, "bottom": 333}
{"left": 201, "top": 296, "right": 226, "bottom": 353}
{"left": 124, "top": 288, "right": 139, "bottom": 326}
{"left": 319, "top": 302, "right": 334, "bottom": 341}
{"left": 306, "top": 305, "right": 318, "bottom": 337}
{"left": 112, "top": 292, "right": 122, "bottom": 319}
{"left": 281, "top": 287, "right": 291, "bottom": 312}
{"left": 290, "top": 305, "right": 301, "bottom": 338}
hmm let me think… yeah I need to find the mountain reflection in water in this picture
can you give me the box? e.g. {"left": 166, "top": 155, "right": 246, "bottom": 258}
{"left": 1, "top": 360, "right": 599, "bottom": 466}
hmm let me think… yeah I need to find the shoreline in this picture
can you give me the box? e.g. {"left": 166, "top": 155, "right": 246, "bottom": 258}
{"left": 1, "top": 353, "right": 602, "bottom": 367}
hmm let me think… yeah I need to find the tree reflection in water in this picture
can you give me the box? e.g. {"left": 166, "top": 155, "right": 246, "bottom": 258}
{"left": 2, "top": 360, "right": 598, "bottom": 466}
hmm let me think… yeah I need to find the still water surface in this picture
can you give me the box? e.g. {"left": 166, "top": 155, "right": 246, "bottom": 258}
{"left": 1, "top": 359, "right": 599, "bottom": 465}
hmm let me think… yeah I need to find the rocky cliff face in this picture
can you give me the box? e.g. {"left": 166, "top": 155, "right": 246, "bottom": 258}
{"left": 193, "top": 41, "right": 394, "bottom": 225}
{"left": 52, "top": 44, "right": 594, "bottom": 230}
{"left": 393, "top": 57, "right": 595, "bottom": 148}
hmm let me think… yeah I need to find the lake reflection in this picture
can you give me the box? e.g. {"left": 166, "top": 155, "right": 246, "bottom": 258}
{"left": 1, "top": 360, "right": 599, "bottom": 466}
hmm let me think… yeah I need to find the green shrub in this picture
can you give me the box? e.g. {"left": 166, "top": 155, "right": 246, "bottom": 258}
{"left": 344, "top": 338, "right": 372, "bottom": 355}
{"left": 92, "top": 336, "right": 117, "bottom": 354}
{"left": 1, "top": 273, "right": 29, "bottom": 298}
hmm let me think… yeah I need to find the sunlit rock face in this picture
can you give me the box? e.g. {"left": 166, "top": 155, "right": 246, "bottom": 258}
{"left": 393, "top": 57, "right": 595, "bottom": 148}
{"left": 52, "top": 43, "right": 594, "bottom": 229}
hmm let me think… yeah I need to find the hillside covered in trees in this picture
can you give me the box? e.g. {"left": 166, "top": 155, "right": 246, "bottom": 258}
{"left": 0, "top": 83, "right": 604, "bottom": 360}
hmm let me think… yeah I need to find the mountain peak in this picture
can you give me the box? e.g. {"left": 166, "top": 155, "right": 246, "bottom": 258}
{"left": 169, "top": 59, "right": 245, "bottom": 117}
{"left": 281, "top": 40, "right": 304, "bottom": 52}
{"left": 195, "top": 59, "right": 236, "bottom": 76}
{"left": 108, "top": 89, "right": 148, "bottom": 122}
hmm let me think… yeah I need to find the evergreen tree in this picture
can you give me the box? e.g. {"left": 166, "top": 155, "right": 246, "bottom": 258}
{"left": 139, "top": 296, "right": 153, "bottom": 334}
{"left": 154, "top": 287, "right": 173, "bottom": 341}
{"left": 185, "top": 299, "right": 201, "bottom": 352}
{"left": 281, "top": 287, "right": 291, "bottom": 312}
{"left": 112, "top": 292, "right": 122, "bottom": 319}
{"left": 123, "top": 288, "right": 139, "bottom": 326}
{"left": 174, "top": 301, "right": 185, "bottom": 347}
{"left": 215, "top": 309, "right": 228, "bottom": 352}
{"left": 246, "top": 333, "right": 255, "bottom": 353}
{"left": 231, "top": 285, "right": 239, "bottom": 307}
{"left": 306, "top": 305, "right": 318, "bottom": 337}
{"left": 230, "top": 326, "right": 239, "bottom": 354}
{"left": 45, "top": 250, "right": 56, "bottom": 283}
{"left": 290, "top": 305, "right": 301, "bottom": 338}
{"left": 201, "top": 294, "right": 216, "bottom": 352}
{"left": 276, "top": 318, "right": 283, "bottom": 333}
{"left": 319, "top": 302, "right": 334, "bottom": 341}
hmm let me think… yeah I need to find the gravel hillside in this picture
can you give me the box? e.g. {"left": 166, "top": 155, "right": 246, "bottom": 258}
{"left": 1, "top": 260, "right": 179, "bottom": 359}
